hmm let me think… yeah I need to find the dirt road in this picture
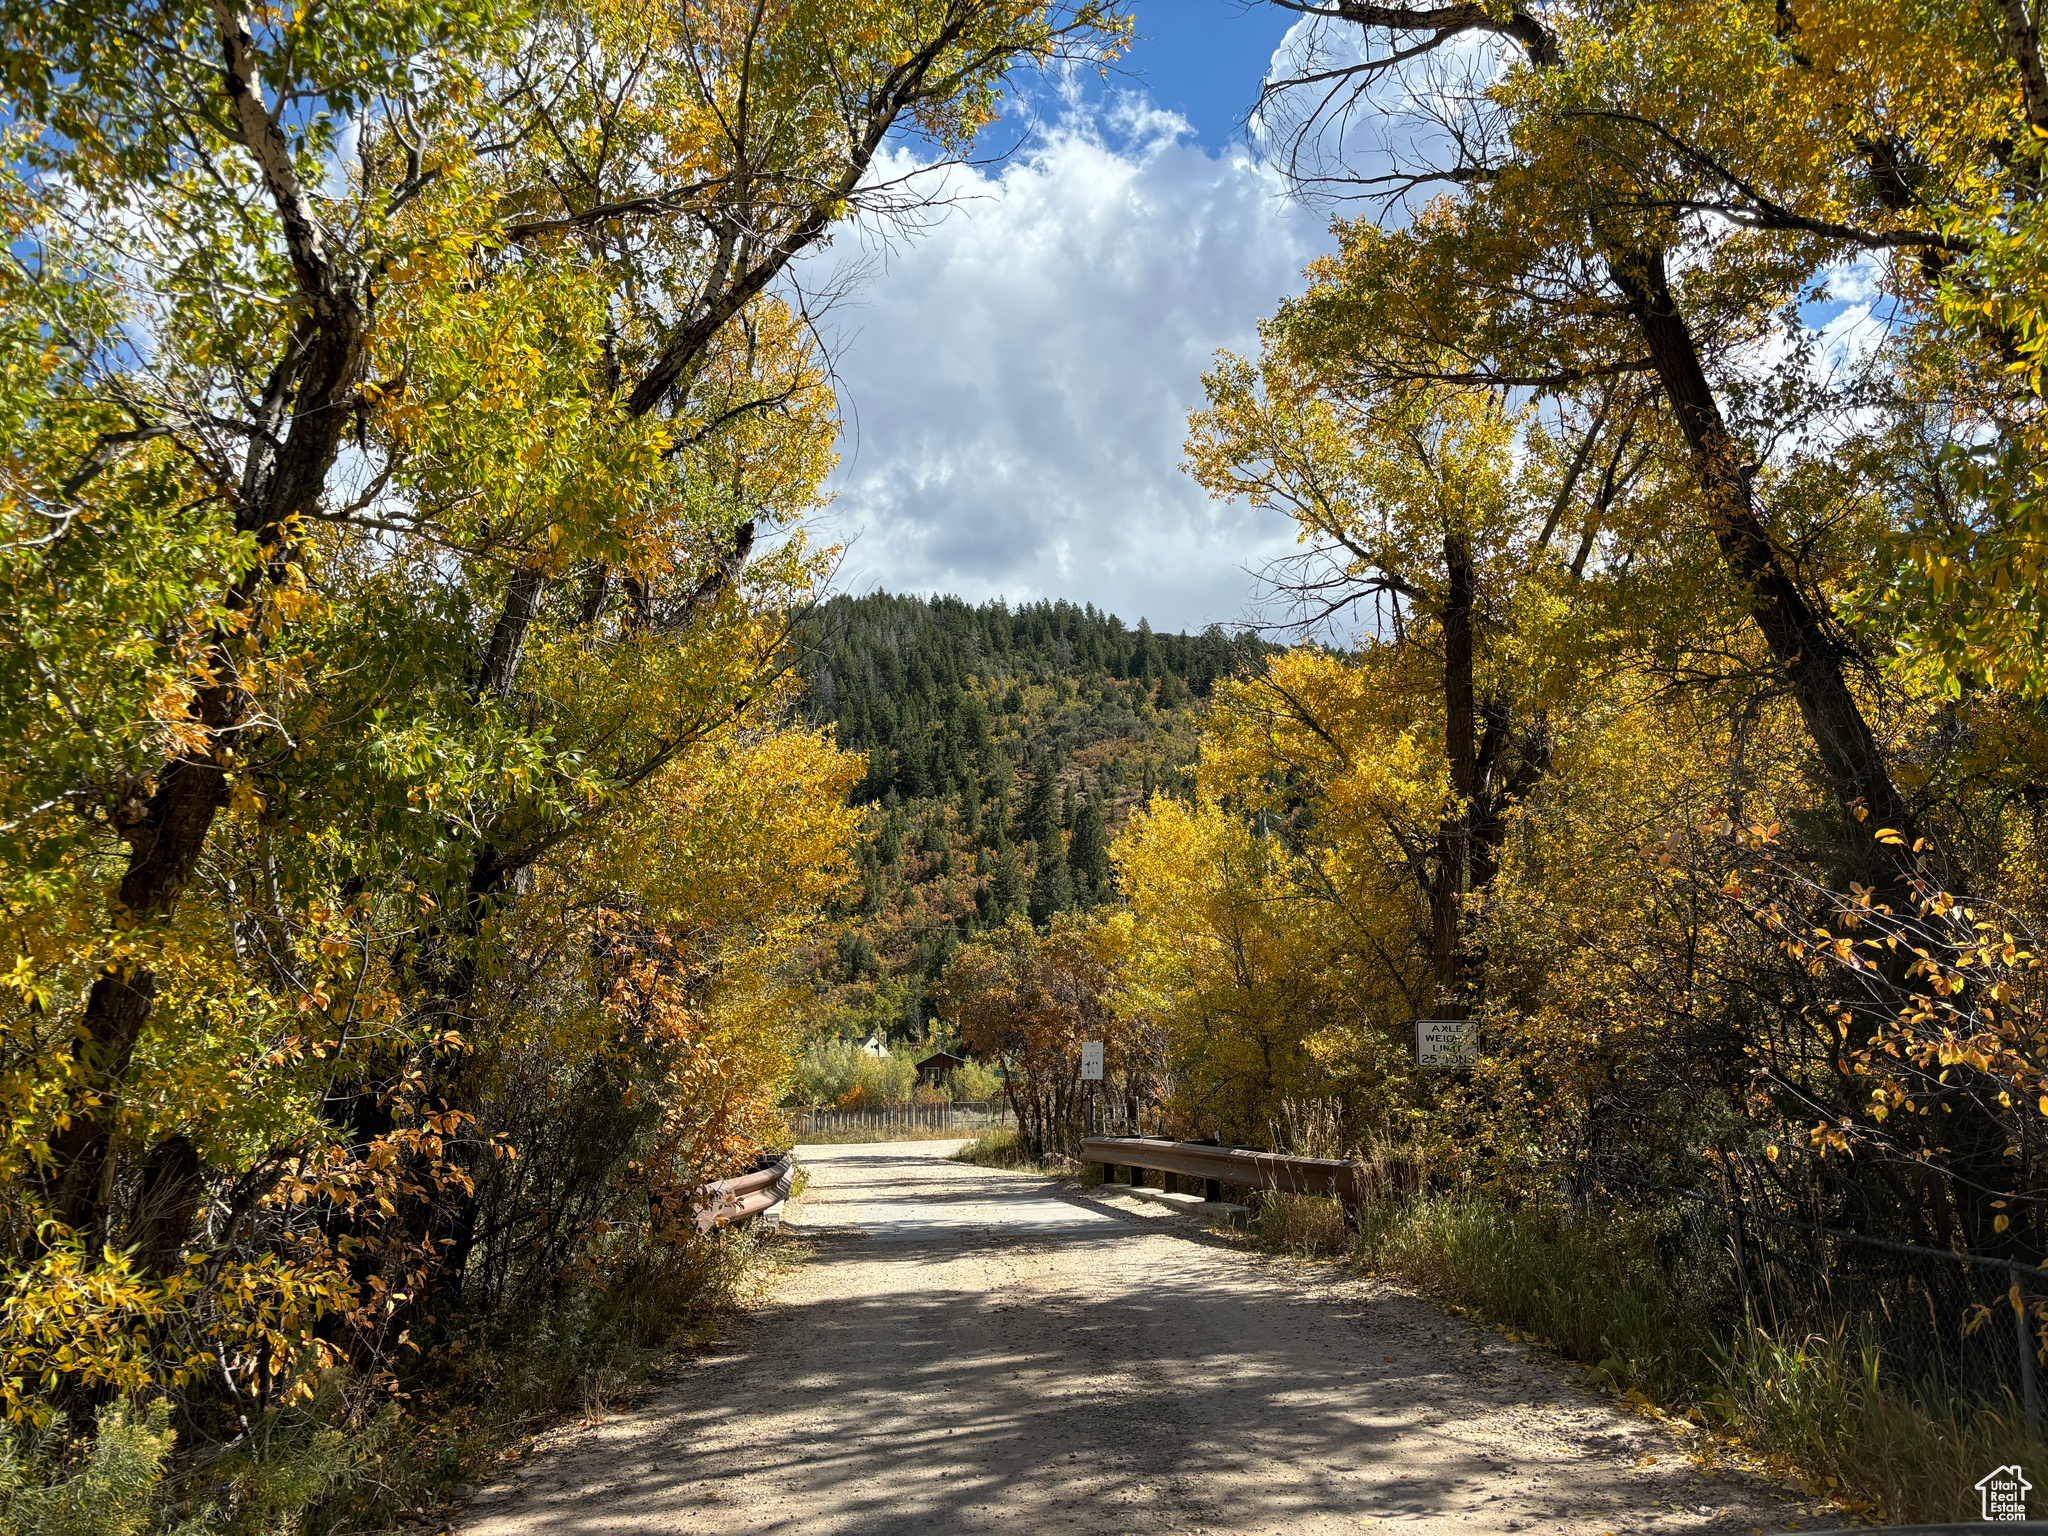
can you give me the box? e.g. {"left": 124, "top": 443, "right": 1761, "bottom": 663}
{"left": 459, "top": 1141, "right": 1806, "bottom": 1536}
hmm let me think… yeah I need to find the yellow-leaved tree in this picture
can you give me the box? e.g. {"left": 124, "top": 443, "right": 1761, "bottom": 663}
{"left": 0, "top": 0, "right": 1128, "bottom": 1516}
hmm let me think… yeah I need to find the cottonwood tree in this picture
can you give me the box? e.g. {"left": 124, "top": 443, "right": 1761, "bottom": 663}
{"left": 1188, "top": 363, "right": 1680, "bottom": 1018}
{"left": 1231, "top": 0, "right": 2048, "bottom": 1252}
{"left": 1255, "top": 0, "right": 2044, "bottom": 900}
{"left": 0, "top": 0, "right": 1127, "bottom": 1437}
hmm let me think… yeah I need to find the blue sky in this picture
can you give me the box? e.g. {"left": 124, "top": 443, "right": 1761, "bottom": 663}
{"left": 808, "top": 2, "right": 1327, "bottom": 637}
{"left": 1085, "top": 0, "right": 1298, "bottom": 150}
{"left": 808, "top": 6, "right": 1893, "bottom": 639}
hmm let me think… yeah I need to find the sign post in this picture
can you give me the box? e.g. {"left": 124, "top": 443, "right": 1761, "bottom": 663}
{"left": 1415, "top": 1018, "right": 1477, "bottom": 1069}
{"left": 1080, "top": 1040, "right": 1104, "bottom": 1137}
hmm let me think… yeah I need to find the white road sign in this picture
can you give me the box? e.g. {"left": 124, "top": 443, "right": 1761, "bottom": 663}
{"left": 1080, "top": 1041, "right": 1104, "bottom": 1080}
{"left": 1416, "top": 1018, "right": 1477, "bottom": 1068}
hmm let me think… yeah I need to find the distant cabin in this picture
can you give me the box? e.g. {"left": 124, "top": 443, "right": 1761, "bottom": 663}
{"left": 915, "top": 1050, "right": 967, "bottom": 1088}
{"left": 859, "top": 1035, "right": 889, "bottom": 1059}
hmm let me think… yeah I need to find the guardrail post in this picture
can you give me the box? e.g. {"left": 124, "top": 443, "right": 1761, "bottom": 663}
{"left": 1162, "top": 1171, "right": 1178, "bottom": 1194}
{"left": 1204, "top": 1177, "right": 1222, "bottom": 1202}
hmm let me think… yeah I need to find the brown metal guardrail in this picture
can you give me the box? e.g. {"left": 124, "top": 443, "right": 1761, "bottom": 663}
{"left": 694, "top": 1152, "right": 796, "bottom": 1234}
{"left": 1081, "top": 1135, "right": 1363, "bottom": 1206}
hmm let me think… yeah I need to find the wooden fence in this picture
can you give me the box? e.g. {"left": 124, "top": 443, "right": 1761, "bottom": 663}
{"left": 781, "top": 1100, "right": 1014, "bottom": 1137}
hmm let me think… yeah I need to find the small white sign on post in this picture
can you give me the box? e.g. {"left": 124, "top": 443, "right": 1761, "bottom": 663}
{"left": 1416, "top": 1018, "right": 1477, "bottom": 1068}
{"left": 1079, "top": 1041, "right": 1104, "bottom": 1081}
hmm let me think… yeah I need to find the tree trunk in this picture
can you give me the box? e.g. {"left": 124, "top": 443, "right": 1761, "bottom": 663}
{"left": 131, "top": 1135, "right": 205, "bottom": 1278}
{"left": 1432, "top": 534, "right": 1476, "bottom": 1018}
{"left": 1601, "top": 243, "right": 2030, "bottom": 1252}
{"left": 40, "top": 7, "right": 367, "bottom": 1245}
{"left": 1603, "top": 244, "right": 1920, "bottom": 896}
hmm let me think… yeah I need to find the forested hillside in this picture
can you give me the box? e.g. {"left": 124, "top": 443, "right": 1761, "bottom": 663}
{"left": 787, "top": 593, "right": 1263, "bottom": 1062}
{"left": 805, "top": 592, "right": 1260, "bottom": 801}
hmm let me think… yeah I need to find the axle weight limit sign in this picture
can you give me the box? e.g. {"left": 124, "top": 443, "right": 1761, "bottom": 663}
{"left": 1415, "top": 1018, "right": 1477, "bottom": 1069}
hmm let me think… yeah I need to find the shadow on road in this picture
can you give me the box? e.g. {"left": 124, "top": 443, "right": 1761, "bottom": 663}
{"left": 464, "top": 1143, "right": 1779, "bottom": 1536}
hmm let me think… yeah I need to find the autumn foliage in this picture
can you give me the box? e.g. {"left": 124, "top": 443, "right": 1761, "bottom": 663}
{"left": 1131, "top": 0, "right": 2048, "bottom": 1287}
{"left": 935, "top": 913, "right": 1142, "bottom": 1158}
{"left": 0, "top": 0, "right": 1125, "bottom": 1518}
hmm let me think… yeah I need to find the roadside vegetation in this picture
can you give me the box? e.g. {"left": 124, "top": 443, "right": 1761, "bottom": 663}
{"left": 1244, "top": 1187, "right": 2046, "bottom": 1524}
{"left": 0, "top": 1226, "right": 776, "bottom": 1533}
{"left": 0, "top": 0, "right": 1126, "bottom": 1529}
{"left": 951, "top": 1128, "right": 1076, "bottom": 1177}
{"left": 916, "top": 2, "right": 2048, "bottom": 1524}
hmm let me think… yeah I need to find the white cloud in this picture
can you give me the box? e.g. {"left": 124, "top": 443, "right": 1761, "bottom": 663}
{"left": 803, "top": 100, "right": 1331, "bottom": 634}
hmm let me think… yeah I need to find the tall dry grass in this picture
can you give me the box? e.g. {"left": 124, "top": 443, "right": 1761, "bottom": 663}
{"left": 1252, "top": 1191, "right": 1352, "bottom": 1254}
{"left": 1315, "top": 1190, "right": 2047, "bottom": 1522}
{"left": 952, "top": 1127, "right": 1077, "bottom": 1176}
{"left": 1711, "top": 1324, "right": 2048, "bottom": 1521}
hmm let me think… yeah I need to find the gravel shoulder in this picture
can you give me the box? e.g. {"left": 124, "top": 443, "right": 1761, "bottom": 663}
{"left": 458, "top": 1141, "right": 1809, "bottom": 1536}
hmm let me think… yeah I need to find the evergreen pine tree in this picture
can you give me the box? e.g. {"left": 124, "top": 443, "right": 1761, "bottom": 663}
{"left": 1024, "top": 763, "right": 1059, "bottom": 847}
{"left": 960, "top": 772, "right": 981, "bottom": 838}
{"left": 1028, "top": 842, "right": 1074, "bottom": 926}
{"left": 859, "top": 850, "right": 883, "bottom": 917}
{"left": 988, "top": 750, "right": 1015, "bottom": 843}
{"left": 958, "top": 689, "right": 990, "bottom": 760}
{"left": 837, "top": 930, "right": 880, "bottom": 979}
{"left": 1070, "top": 797, "right": 1111, "bottom": 903}
{"left": 991, "top": 836, "right": 1027, "bottom": 919}
{"left": 897, "top": 728, "right": 930, "bottom": 797}
{"left": 926, "top": 928, "right": 958, "bottom": 981}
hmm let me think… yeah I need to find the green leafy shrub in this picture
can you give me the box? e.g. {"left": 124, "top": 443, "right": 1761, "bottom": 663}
{"left": 792, "top": 1039, "right": 916, "bottom": 1106}
{"left": 0, "top": 1401, "right": 178, "bottom": 1536}
{"left": 942, "top": 1060, "right": 1004, "bottom": 1101}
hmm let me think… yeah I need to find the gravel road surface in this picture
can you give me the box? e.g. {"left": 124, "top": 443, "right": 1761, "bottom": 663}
{"left": 459, "top": 1141, "right": 1807, "bottom": 1536}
